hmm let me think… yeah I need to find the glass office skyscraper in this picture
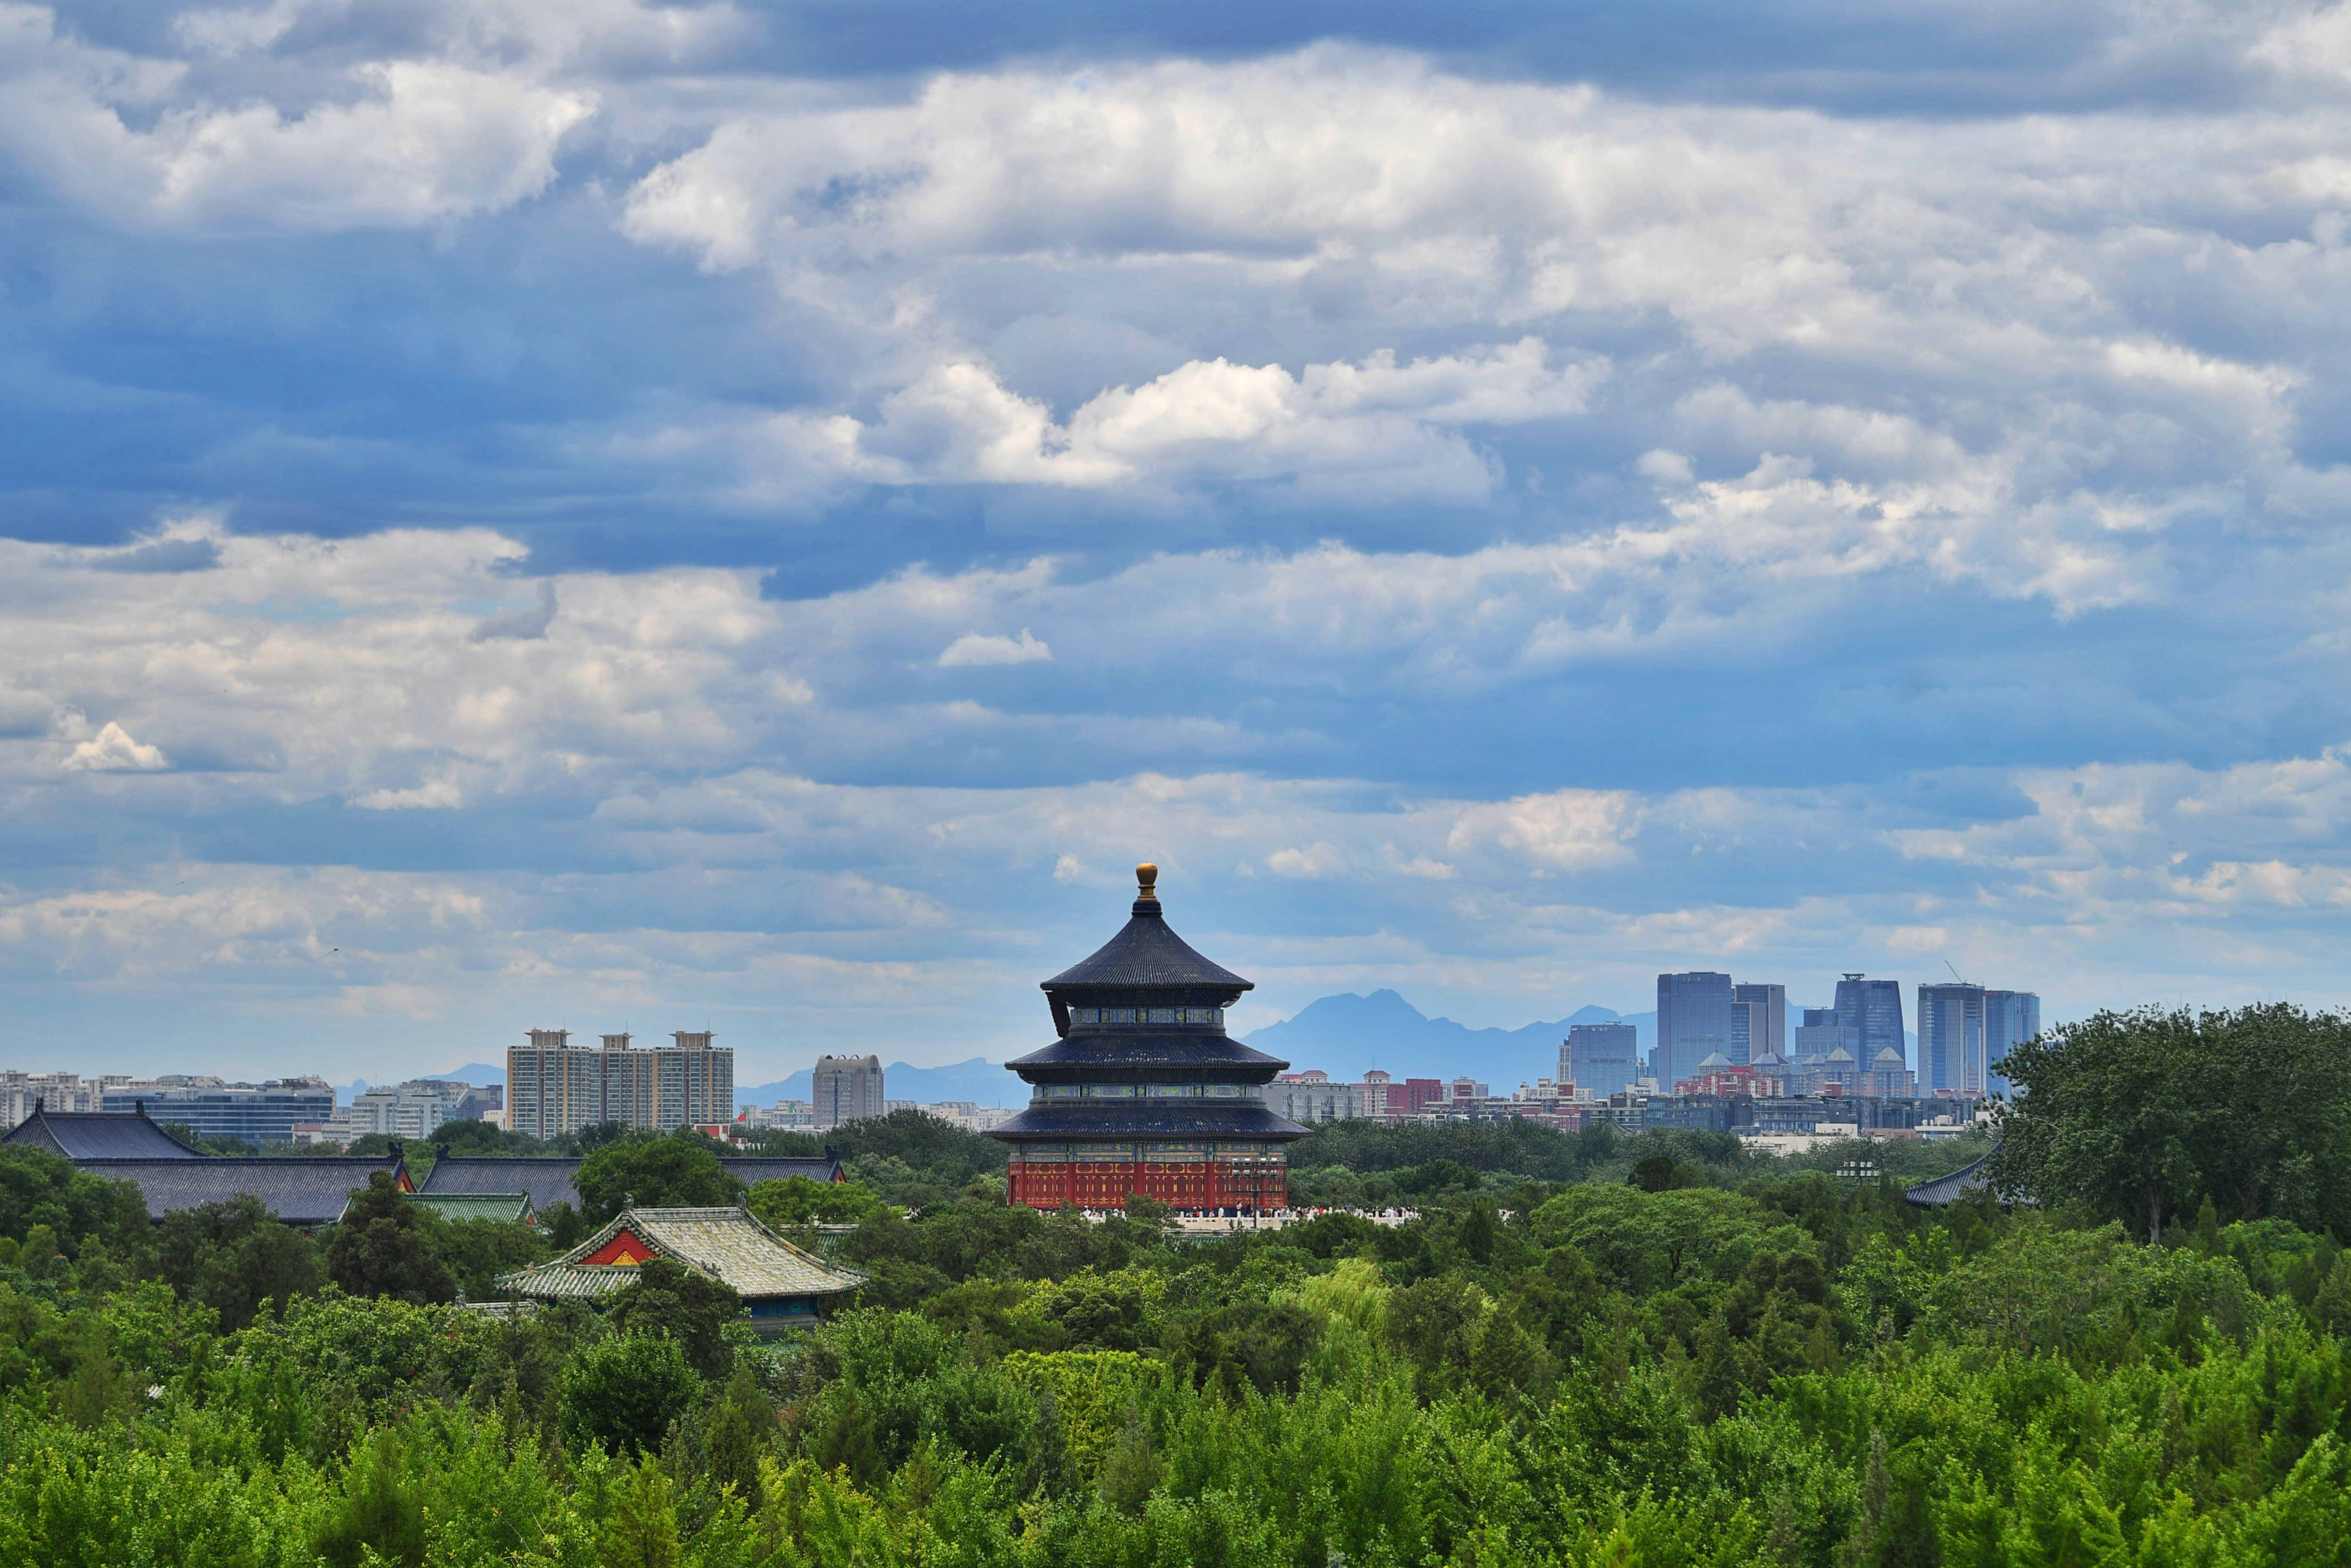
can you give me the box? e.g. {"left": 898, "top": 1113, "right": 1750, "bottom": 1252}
{"left": 1834, "top": 974, "right": 1906, "bottom": 1068}
{"left": 1983, "top": 990, "right": 2042, "bottom": 1096}
{"left": 1917, "top": 982, "right": 1987, "bottom": 1096}
{"left": 1730, "top": 982, "right": 1785, "bottom": 1063}
{"left": 1655, "top": 971, "right": 1732, "bottom": 1089}
{"left": 1565, "top": 1022, "right": 1641, "bottom": 1097}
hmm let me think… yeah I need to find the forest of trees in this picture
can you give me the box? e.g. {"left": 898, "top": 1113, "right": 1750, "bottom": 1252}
{"left": 1, "top": 1005, "right": 2349, "bottom": 1565}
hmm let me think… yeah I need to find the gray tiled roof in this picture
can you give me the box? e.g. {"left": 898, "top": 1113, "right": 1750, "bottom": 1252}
{"left": 418, "top": 1156, "right": 587, "bottom": 1211}
{"left": 3, "top": 1105, "right": 203, "bottom": 1161}
{"left": 1904, "top": 1148, "right": 2032, "bottom": 1207}
{"left": 420, "top": 1154, "right": 844, "bottom": 1212}
{"left": 77, "top": 1156, "right": 408, "bottom": 1222}
{"left": 497, "top": 1205, "right": 866, "bottom": 1302}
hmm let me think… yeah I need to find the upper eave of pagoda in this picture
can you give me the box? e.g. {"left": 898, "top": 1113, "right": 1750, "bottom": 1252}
{"left": 1040, "top": 864, "right": 1253, "bottom": 999}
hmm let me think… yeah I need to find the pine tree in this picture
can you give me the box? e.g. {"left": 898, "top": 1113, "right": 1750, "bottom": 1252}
{"left": 601, "top": 1456, "right": 680, "bottom": 1568}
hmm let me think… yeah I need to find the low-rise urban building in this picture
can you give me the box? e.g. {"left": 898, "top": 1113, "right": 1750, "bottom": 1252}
{"left": 740, "top": 1099, "right": 818, "bottom": 1132}
{"left": 1377, "top": 1074, "right": 1445, "bottom": 1121}
{"left": 1676, "top": 1053, "right": 1757, "bottom": 1098}
{"left": 97, "top": 1076, "right": 335, "bottom": 1146}
{"left": 347, "top": 1079, "right": 477, "bottom": 1140}
{"left": 1269, "top": 1070, "right": 1366, "bottom": 1123}
{"left": 920, "top": 1101, "right": 1016, "bottom": 1132}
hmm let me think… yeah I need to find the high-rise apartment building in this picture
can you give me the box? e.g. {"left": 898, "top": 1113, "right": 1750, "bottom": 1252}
{"left": 1917, "top": 983, "right": 1989, "bottom": 1097}
{"left": 1983, "top": 990, "right": 2041, "bottom": 1096}
{"left": 506, "top": 1029, "right": 734, "bottom": 1140}
{"left": 1565, "top": 1022, "right": 1641, "bottom": 1098}
{"left": 1655, "top": 972, "right": 1732, "bottom": 1091}
{"left": 1730, "top": 983, "right": 1786, "bottom": 1063}
{"left": 812, "top": 1054, "right": 885, "bottom": 1130}
{"left": 1834, "top": 974, "right": 1906, "bottom": 1069}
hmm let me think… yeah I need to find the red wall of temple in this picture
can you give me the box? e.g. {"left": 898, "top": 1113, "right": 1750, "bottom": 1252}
{"left": 1007, "top": 1160, "right": 1287, "bottom": 1212}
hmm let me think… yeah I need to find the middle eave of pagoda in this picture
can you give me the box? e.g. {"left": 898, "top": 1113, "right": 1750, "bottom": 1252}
{"left": 1004, "top": 1032, "right": 1287, "bottom": 1074}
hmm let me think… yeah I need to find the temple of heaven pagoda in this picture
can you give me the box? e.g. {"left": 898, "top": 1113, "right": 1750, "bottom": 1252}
{"left": 988, "top": 864, "right": 1307, "bottom": 1212}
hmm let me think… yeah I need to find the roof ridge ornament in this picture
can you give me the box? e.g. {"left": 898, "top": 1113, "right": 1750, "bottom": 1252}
{"left": 1135, "top": 862, "right": 1159, "bottom": 909}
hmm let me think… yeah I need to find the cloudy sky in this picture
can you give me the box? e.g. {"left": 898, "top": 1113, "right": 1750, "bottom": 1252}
{"left": 6, "top": 0, "right": 2351, "bottom": 1085}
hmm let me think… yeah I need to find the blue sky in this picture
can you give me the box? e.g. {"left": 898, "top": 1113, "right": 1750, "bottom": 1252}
{"left": 5, "top": 0, "right": 2351, "bottom": 1086}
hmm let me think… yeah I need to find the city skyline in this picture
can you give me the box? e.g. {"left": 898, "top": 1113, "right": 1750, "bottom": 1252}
{"left": 2, "top": 962, "right": 2043, "bottom": 1095}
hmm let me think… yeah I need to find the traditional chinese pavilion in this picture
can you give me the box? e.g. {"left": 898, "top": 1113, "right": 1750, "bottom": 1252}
{"left": 990, "top": 864, "right": 1307, "bottom": 1212}
{"left": 497, "top": 1206, "right": 866, "bottom": 1330}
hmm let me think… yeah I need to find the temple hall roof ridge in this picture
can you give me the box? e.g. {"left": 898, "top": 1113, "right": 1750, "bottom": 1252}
{"left": 1041, "top": 863, "right": 1253, "bottom": 996}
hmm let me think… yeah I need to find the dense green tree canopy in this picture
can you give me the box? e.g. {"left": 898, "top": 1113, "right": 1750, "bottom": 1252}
{"left": 606, "top": 1257, "right": 741, "bottom": 1379}
{"left": 325, "top": 1172, "right": 456, "bottom": 1305}
{"left": 574, "top": 1135, "right": 747, "bottom": 1224}
{"left": 0, "top": 1145, "right": 147, "bottom": 1250}
{"left": 150, "top": 1195, "right": 321, "bottom": 1331}
{"left": 561, "top": 1332, "right": 701, "bottom": 1457}
{"left": 1993, "top": 1003, "right": 2351, "bottom": 1240}
{"left": 748, "top": 1174, "right": 885, "bottom": 1228}
{"left": 5, "top": 1090, "right": 2351, "bottom": 1565}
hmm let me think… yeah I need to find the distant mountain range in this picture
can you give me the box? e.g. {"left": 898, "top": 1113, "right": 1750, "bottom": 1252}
{"left": 1242, "top": 989, "right": 1656, "bottom": 1089}
{"left": 722, "top": 997, "right": 1655, "bottom": 1113}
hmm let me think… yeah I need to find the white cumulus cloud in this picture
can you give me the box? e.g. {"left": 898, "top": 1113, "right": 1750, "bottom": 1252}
{"left": 352, "top": 777, "right": 466, "bottom": 811}
{"left": 62, "top": 721, "right": 168, "bottom": 772}
{"left": 938, "top": 628, "right": 1052, "bottom": 666}
{"left": 0, "top": 12, "right": 597, "bottom": 231}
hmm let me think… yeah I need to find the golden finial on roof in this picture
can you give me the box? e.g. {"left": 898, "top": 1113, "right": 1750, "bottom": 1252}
{"left": 1136, "top": 863, "right": 1159, "bottom": 903}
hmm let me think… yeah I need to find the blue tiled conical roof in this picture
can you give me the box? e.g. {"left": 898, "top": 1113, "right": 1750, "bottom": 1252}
{"left": 1041, "top": 876, "right": 1252, "bottom": 996}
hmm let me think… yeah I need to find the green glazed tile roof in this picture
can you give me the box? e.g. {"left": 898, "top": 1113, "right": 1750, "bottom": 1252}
{"left": 496, "top": 1205, "right": 866, "bottom": 1302}
{"left": 412, "top": 1192, "right": 533, "bottom": 1224}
